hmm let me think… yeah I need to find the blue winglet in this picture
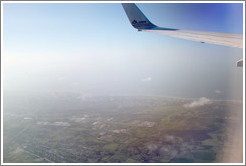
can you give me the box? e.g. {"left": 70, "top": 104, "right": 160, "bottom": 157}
{"left": 122, "top": 3, "right": 156, "bottom": 30}
{"left": 122, "top": 3, "right": 178, "bottom": 31}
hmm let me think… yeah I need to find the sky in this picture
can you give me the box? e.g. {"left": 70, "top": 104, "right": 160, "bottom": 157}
{"left": 2, "top": 2, "right": 244, "bottom": 100}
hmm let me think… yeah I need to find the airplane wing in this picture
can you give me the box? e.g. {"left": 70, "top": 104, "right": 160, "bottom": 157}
{"left": 121, "top": 3, "right": 243, "bottom": 67}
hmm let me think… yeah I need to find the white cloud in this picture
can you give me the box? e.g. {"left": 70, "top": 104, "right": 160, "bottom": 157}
{"left": 141, "top": 77, "right": 152, "bottom": 82}
{"left": 184, "top": 97, "right": 211, "bottom": 108}
{"left": 215, "top": 90, "right": 221, "bottom": 94}
{"left": 58, "top": 77, "right": 66, "bottom": 81}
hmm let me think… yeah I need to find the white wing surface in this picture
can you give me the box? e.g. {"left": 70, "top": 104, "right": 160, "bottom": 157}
{"left": 122, "top": 3, "right": 243, "bottom": 66}
{"left": 144, "top": 29, "right": 242, "bottom": 48}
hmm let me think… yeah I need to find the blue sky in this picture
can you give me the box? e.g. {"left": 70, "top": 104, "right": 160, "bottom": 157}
{"left": 2, "top": 2, "right": 244, "bottom": 100}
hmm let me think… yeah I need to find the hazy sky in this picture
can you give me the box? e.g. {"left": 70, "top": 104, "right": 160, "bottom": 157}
{"left": 2, "top": 2, "right": 244, "bottom": 100}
